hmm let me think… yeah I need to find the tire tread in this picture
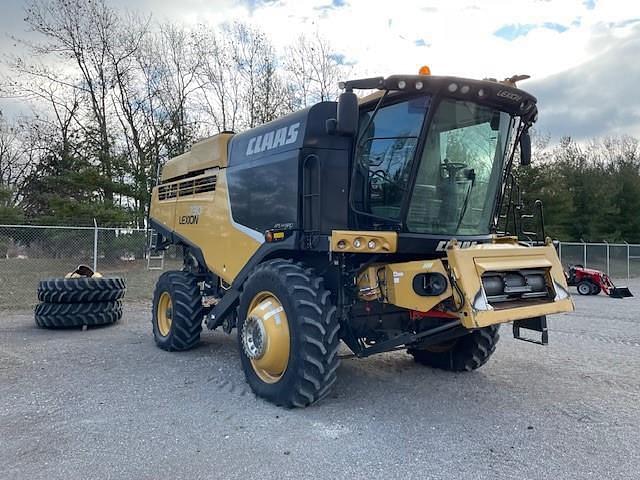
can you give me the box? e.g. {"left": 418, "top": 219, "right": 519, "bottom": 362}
{"left": 239, "top": 259, "right": 340, "bottom": 407}
{"left": 34, "top": 300, "right": 123, "bottom": 328}
{"left": 409, "top": 325, "right": 500, "bottom": 372}
{"left": 37, "top": 277, "right": 126, "bottom": 303}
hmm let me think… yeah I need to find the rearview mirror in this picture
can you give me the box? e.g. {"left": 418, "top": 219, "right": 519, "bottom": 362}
{"left": 520, "top": 130, "right": 531, "bottom": 166}
{"left": 336, "top": 91, "right": 358, "bottom": 136}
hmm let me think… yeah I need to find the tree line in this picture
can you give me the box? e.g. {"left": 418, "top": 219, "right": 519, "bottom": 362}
{"left": 1, "top": 0, "right": 639, "bottom": 242}
{"left": 515, "top": 134, "right": 640, "bottom": 242}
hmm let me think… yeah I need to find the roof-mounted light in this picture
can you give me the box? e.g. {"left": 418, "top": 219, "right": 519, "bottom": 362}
{"left": 418, "top": 65, "right": 431, "bottom": 75}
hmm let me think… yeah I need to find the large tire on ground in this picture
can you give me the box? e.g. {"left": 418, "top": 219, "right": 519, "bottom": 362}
{"left": 577, "top": 280, "right": 593, "bottom": 296}
{"left": 152, "top": 270, "right": 203, "bottom": 351}
{"left": 590, "top": 283, "right": 601, "bottom": 295}
{"left": 37, "top": 277, "right": 126, "bottom": 303}
{"left": 237, "top": 259, "right": 340, "bottom": 408}
{"left": 407, "top": 325, "right": 500, "bottom": 372}
{"left": 34, "top": 300, "right": 123, "bottom": 328}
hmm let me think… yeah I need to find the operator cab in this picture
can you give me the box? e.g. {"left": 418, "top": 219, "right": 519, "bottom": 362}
{"left": 335, "top": 72, "right": 537, "bottom": 254}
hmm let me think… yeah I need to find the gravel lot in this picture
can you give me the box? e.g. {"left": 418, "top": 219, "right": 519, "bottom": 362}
{"left": 2, "top": 281, "right": 640, "bottom": 480}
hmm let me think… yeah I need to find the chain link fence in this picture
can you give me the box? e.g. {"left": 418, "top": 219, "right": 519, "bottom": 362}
{"left": 557, "top": 241, "right": 640, "bottom": 281}
{"left": 0, "top": 224, "right": 181, "bottom": 310}
{"left": 2, "top": 223, "right": 640, "bottom": 310}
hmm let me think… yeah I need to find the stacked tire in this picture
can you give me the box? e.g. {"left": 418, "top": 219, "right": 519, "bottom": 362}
{"left": 35, "top": 277, "right": 126, "bottom": 329}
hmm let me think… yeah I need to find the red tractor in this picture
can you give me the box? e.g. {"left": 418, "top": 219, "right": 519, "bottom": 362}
{"left": 565, "top": 265, "right": 633, "bottom": 298}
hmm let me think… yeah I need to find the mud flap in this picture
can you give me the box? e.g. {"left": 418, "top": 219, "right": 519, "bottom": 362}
{"left": 609, "top": 287, "right": 633, "bottom": 298}
{"left": 513, "top": 315, "right": 548, "bottom": 345}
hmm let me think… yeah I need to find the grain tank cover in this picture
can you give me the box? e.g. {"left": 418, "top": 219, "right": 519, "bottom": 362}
{"left": 160, "top": 132, "right": 234, "bottom": 182}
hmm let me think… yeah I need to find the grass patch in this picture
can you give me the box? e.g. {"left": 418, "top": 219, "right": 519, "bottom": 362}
{"left": 0, "top": 258, "right": 182, "bottom": 310}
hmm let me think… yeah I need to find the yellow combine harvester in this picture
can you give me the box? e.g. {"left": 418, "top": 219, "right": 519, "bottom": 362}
{"left": 149, "top": 69, "right": 574, "bottom": 407}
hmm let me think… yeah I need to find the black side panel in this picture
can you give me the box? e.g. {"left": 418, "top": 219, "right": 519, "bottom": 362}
{"left": 227, "top": 150, "right": 300, "bottom": 233}
{"left": 301, "top": 147, "right": 350, "bottom": 234}
{"left": 227, "top": 110, "right": 308, "bottom": 167}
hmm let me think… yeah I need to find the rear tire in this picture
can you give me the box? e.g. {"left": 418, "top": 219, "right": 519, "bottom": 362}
{"left": 407, "top": 325, "right": 500, "bottom": 372}
{"left": 237, "top": 259, "right": 340, "bottom": 408}
{"left": 577, "top": 280, "right": 592, "bottom": 296}
{"left": 152, "top": 271, "right": 203, "bottom": 351}
{"left": 34, "top": 300, "right": 122, "bottom": 328}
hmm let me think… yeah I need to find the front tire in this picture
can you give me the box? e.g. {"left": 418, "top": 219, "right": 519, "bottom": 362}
{"left": 577, "top": 280, "right": 592, "bottom": 296}
{"left": 237, "top": 259, "right": 340, "bottom": 408}
{"left": 152, "top": 271, "right": 203, "bottom": 351}
{"left": 408, "top": 325, "right": 500, "bottom": 372}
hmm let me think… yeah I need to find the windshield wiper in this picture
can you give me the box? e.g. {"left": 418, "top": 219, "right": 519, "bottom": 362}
{"left": 455, "top": 169, "right": 476, "bottom": 231}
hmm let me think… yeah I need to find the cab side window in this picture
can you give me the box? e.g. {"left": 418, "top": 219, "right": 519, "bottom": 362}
{"left": 355, "top": 96, "right": 430, "bottom": 220}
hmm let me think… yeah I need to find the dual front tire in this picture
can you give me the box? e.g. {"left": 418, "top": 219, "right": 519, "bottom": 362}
{"left": 237, "top": 259, "right": 341, "bottom": 408}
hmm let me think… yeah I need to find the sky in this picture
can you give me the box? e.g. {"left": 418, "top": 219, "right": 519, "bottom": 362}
{"left": 1, "top": 0, "right": 639, "bottom": 140}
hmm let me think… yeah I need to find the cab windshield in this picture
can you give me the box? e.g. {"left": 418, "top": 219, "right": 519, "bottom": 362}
{"left": 355, "top": 95, "right": 515, "bottom": 235}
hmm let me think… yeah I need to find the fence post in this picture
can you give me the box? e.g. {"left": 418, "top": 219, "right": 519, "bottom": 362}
{"left": 583, "top": 241, "right": 587, "bottom": 268}
{"left": 558, "top": 241, "right": 562, "bottom": 265}
{"left": 626, "top": 241, "right": 630, "bottom": 282}
{"left": 604, "top": 240, "right": 609, "bottom": 276}
{"left": 93, "top": 218, "right": 98, "bottom": 272}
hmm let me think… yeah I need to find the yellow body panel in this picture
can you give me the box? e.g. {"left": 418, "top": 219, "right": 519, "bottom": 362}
{"left": 383, "top": 260, "right": 452, "bottom": 311}
{"left": 356, "top": 239, "right": 574, "bottom": 329}
{"left": 161, "top": 133, "right": 233, "bottom": 182}
{"left": 150, "top": 169, "right": 262, "bottom": 284}
{"left": 446, "top": 241, "right": 574, "bottom": 328}
{"left": 330, "top": 230, "right": 398, "bottom": 253}
{"left": 357, "top": 260, "right": 452, "bottom": 312}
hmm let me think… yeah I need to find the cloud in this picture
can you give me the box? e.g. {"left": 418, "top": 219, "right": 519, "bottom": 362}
{"left": 494, "top": 22, "right": 568, "bottom": 40}
{"left": 528, "top": 24, "right": 640, "bottom": 140}
{"left": 2, "top": 0, "right": 640, "bottom": 142}
{"left": 314, "top": 0, "right": 348, "bottom": 13}
{"left": 241, "top": 0, "right": 281, "bottom": 13}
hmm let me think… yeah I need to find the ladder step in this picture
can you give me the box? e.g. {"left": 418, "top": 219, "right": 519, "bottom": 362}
{"left": 147, "top": 229, "right": 165, "bottom": 270}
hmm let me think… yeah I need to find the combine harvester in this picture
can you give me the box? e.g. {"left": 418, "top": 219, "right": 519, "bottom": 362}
{"left": 148, "top": 67, "right": 575, "bottom": 407}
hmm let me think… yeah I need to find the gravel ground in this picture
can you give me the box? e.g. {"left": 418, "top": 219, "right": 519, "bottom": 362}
{"left": 2, "top": 281, "right": 640, "bottom": 480}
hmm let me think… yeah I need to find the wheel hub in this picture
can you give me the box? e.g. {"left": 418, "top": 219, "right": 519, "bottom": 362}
{"left": 243, "top": 292, "right": 290, "bottom": 384}
{"left": 242, "top": 315, "right": 267, "bottom": 359}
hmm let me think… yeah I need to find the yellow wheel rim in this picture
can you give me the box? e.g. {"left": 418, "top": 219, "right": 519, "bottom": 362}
{"left": 242, "top": 291, "right": 290, "bottom": 384}
{"left": 157, "top": 291, "right": 173, "bottom": 337}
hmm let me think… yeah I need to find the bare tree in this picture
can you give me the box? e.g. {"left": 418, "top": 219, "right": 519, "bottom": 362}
{"left": 194, "top": 25, "right": 242, "bottom": 133}
{"left": 285, "top": 32, "right": 346, "bottom": 108}
{"left": 24, "top": 0, "right": 119, "bottom": 205}
{"left": 0, "top": 115, "right": 32, "bottom": 206}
